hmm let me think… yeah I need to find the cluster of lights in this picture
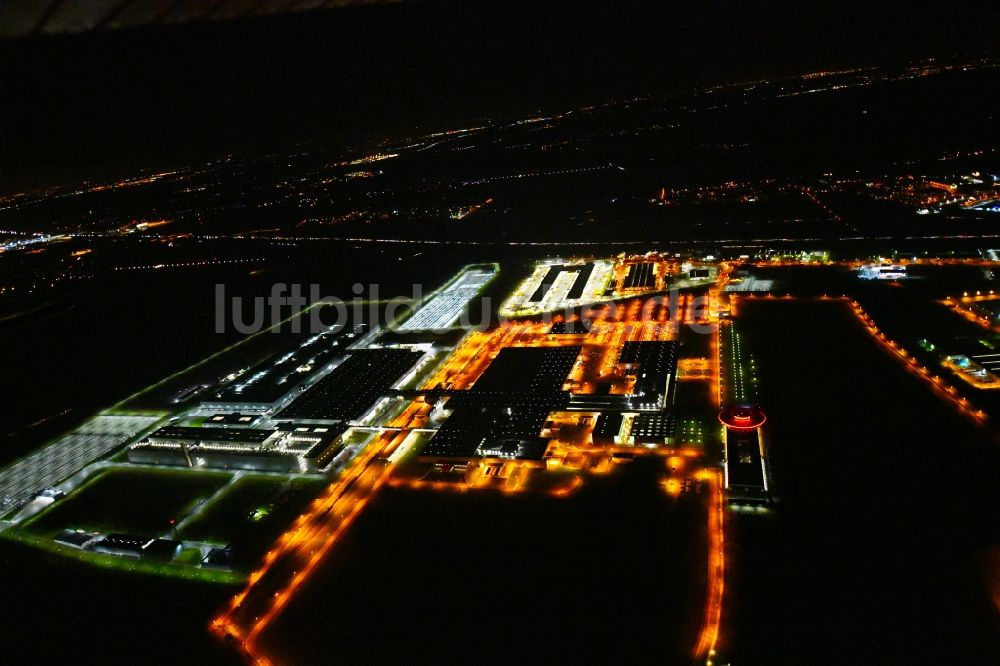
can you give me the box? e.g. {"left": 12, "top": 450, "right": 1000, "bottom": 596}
{"left": 725, "top": 326, "right": 757, "bottom": 404}
{"left": 332, "top": 153, "right": 399, "bottom": 167}
{"left": 677, "top": 418, "right": 706, "bottom": 445}
{"left": 850, "top": 302, "right": 988, "bottom": 425}
{"left": 461, "top": 164, "right": 617, "bottom": 187}
{"left": 942, "top": 292, "right": 1000, "bottom": 330}
{"left": 211, "top": 400, "right": 432, "bottom": 663}
{"left": 0, "top": 233, "right": 62, "bottom": 252}
{"left": 692, "top": 468, "right": 725, "bottom": 664}
{"left": 114, "top": 258, "right": 260, "bottom": 271}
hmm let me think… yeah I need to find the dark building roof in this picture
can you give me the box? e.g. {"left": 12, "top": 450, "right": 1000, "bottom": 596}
{"left": 275, "top": 422, "right": 350, "bottom": 461}
{"left": 143, "top": 538, "right": 182, "bottom": 560}
{"left": 623, "top": 262, "right": 655, "bottom": 289}
{"left": 207, "top": 412, "right": 260, "bottom": 426}
{"left": 530, "top": 265, "right": 564, "bottom": 302}
{"left": 725, "top": 428, "right": 766, "bottom": 489}
{"left": 213, "top": 324, "right": 364, "bottom": 405}
{"left": 273, "top": 421, "right": 349, "bottom": 436}
{"left": 618, "top": 341, "right": 679, "bottom": 405}
{"left": 593, "top": 412, "right": 624, "bottom": 442}
{"left": 469, "top": 346, "right": 580, "bottom": 398}
{"left": 203, "top": 546, "right": 235, "bottom": 569}
{"left": 147, "top": 426, "right": 275, "bottom": 444}
{"left": 565, "top": 262, "right": 595, "bottom": 300}
{"left": 54, "top": 529, "right": 99, "bottom": 549}
{"left": 477, "top": 438, "right": 549, "bottom": 459}
{"left": 421, "top": 402, "right": 555, "bottom": 460}
{"left": 422, "top": 346, "right": 581, "bottom": 460}
{"left": 631, "top": 413, "right": 675, "bottom": 442}
{"left": 549, "top": 320, "right": 590, "bottom": 335}
{"left": 528, "top": 264, "right": 596, "bottom": 302}
{"left": 96, "top": 533, "right": 148, "bottom": 556}
{"left": 279, "top": 348, "right": 422, "bottom": 421}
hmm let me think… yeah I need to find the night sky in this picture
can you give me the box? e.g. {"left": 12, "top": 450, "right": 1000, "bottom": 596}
{"left": 0, "top": 0, "right": 996, "bottom": 187}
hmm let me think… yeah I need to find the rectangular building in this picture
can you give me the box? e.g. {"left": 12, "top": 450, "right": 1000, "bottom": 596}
{"left": 278, "top": 348, "right": 424, "bottom": 421}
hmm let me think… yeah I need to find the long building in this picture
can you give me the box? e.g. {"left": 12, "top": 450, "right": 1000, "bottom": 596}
{"left": 278, "top": 348, "right": 424, "bottom": 421}
{"left": 617, "top": 340, "right": 679, "bottom": 409}
{"left": 592, "top": 411, "right": 676, "bottom": 446}
{"left": 420, "top": 341, "right": 680, "bottom": 462}
{"left": 397, "top": 268, "right": 494, "bottom": 331}
{"left": 622, "top": 262, "right": 656, "bottom": 290}
{"left": 719, "top": 405, "right": 770, "bottom": 504}
{"left": 501, "top": 260, "right": 614, "bottom": 317}
{"left": 570, "top": 340, "right": 679, "bottom": 412}
{"left": 127, "top": 423, "right": 348, "bottom": 473}
{"left": 420, "top": 346, "right": 582, "bottom": 461}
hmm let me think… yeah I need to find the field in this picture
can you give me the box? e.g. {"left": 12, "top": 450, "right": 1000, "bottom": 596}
{"left": 25, "top": 467, "right": 231, "bottom": 537}
{"left": 725, "top": 299, "right": 1000, "bottom": 665}
{"left": 258, "top": 458, "right": 708, "bottom": 665}
{"left": 0, "top": 538, "right": 244, "bottom": 665}
{"left": 178, "top": 474, "right": 327, "bottom": 568}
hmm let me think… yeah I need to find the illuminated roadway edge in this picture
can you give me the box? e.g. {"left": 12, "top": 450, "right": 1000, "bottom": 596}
{"left": 209, "top": 263, "right": 731, "bottom": 664}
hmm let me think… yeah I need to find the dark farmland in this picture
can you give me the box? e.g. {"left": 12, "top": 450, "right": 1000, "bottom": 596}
{"left": 726, "top": 300, "right": 1000, "bottom": 665}
{"left": 0, "top": 537, "right": 243, "bottom": 665}
{"left": 260, "top": 459, "right": 707, "bottom": 665}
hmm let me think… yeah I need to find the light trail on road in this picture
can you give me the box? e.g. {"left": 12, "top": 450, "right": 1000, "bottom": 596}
{"left": 692, "top": 468, "right": 725, "bottom": 664}
{"left": 847, "top": 300, "right": 992, "bottom": 430}
{"left": 211, "top": 401, "right": 429, "bottom": 664}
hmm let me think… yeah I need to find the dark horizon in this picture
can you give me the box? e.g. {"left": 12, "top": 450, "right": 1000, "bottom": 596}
{"left": 1, "top": 0, "right": 997, "bottom": 190}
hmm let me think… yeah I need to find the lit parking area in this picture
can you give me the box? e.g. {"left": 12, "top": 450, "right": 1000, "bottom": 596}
{"left": 398, "top": 268, "right": 494, "bottom": 331}
{"left": 0, "top": 414, "right": 161, "bottom": 514}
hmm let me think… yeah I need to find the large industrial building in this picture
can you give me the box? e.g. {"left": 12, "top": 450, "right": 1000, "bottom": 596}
{"left": 593, "top": 412, "right": 677, "bottom": 446}
{"left": 127, "top": 423, "right": 349, "bottom": 473}
{"left": 568, "top": 340, "right": 679, "bottom": 411}
{"left": 499, "top": 259, "right": 614, "bottom": 317}
{"left": 278, "top": 348, "right": 425, "bottom": 421}
{"left": 420, "top": 346, "right": 581, "bottom": 462}
{"left": 621, "top": 261, "right": 656, "bottom": 290}
{"left": 205, "top": 322, "right": 369, "bottom": 410}
{"left": 719, "top": 405, "right": 770, "bottom": 504}
{"left": 420, "top": 341, "right": 680, "bottom": 463}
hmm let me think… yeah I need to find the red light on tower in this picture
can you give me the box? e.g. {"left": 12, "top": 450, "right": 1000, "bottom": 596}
{"left": 718, "top": 405, "right": 766, "bottom": 430}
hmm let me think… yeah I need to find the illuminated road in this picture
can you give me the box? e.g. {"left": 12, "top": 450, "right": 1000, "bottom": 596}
{"left": 941, "top": 292, "right": 1000, "bottom": 331}
{"left": 847, "top": 300, "right": 992, "bottom": 429}
{"left": 692, "top": 468, "right": 725, "bottom": 664}
{"left": 211, "top": 270, "right": 735, "bottom": 664}
{"left": 212, "top": 401, "right": 429, "bottom": 664}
